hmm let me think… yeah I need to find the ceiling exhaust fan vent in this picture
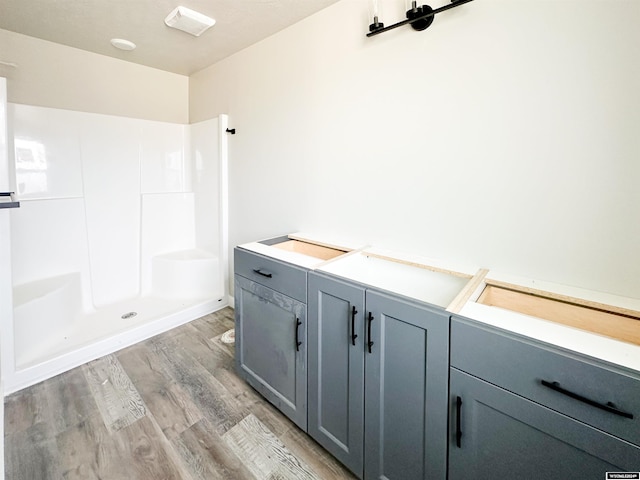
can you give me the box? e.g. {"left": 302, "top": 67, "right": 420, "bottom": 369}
{"left": 164, "top": 6, "right": 216, "bottom": 37}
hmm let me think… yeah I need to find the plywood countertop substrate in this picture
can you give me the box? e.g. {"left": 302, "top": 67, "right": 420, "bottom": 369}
{"left": 478, "top": 285, "right": 640, "bottom": 347}
{"left": 271, "top": 240, "right": 346, "bottom": 261}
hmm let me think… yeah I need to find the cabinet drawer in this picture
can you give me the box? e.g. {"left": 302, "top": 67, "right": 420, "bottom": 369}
{"left": 451, "top": 316, "right": 640, "bottom": 447}
{"left": 235, "top": 247, "right": 307, "bottom": 303}
{"left": 449, "top": 368, "right": 640, "bottom": 478}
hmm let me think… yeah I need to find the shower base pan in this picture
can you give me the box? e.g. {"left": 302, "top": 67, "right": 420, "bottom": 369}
{"left": 9, "top": 277, "right": 226, "bottom": 393}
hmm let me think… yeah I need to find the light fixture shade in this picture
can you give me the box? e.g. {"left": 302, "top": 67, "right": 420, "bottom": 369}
{"left": 110, "top": 38, "right": 136, "bottom": 51}
{"left": 164, "top": 6, "right": 215, "bottom": 37}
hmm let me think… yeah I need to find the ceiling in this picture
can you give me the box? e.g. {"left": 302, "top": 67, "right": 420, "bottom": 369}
{"left": 0, "top": 0, "right": 341, "bottom": 76}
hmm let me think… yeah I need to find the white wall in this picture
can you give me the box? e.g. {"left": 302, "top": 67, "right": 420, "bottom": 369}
{"left": 190, "top": 0, "right": 640, "bottom": 298}
{"left": 0, "top": 29, "right": 188, "bottom": 123}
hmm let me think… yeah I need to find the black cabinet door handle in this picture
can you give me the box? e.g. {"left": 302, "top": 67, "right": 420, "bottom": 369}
{"left": 252, "top": 268, "right": 272, "bottom": 278}
{"left": 295, "top": 318, "right": 302, "bottom": 352}
{"left": 367, "top": 312, "right": 374, "bottom": 354}
{"left": 456, "top": 396, "right": 463, "bottom": 448}
{"left": 351, "top": 306, "right": 358, "bottom": 346}
{"left": 541, "top": 380, "right": 634, "bottom": 419}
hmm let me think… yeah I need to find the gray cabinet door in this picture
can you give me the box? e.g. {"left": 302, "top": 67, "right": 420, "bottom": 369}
{"left": 364, "top": 291, "right": 449, "bottom": 480}
{"left": 449, "top": 368, "right": 640, "bottom": 480}
{"left": 308, "top": 272, "right": 365, "bottom": 477}
{"left": 234, "top": 274, "right": 307, "bottom": 430}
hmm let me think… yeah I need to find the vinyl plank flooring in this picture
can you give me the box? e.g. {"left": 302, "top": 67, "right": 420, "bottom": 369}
{"left": 4, "top": 381, "right": 53, "bottom": 436}
{"left": 62, "top": 463, "right": 101, "bottom": 480}
{"left": 56, "top": 409, "right": 189, "bottom": 480}
{"left": 43, "top": 367, "right": 99, "bottom": 434}
{"left": 280, "top": 428, "right": 357, "bottom": 480}
{"left": 189, "top": 310, "right": 234, "bottom": 340}
{"left": 149, "top": 335, "right": 247, "bottom": 436}
{"left": 210, "top": 329, "right": 235, "bottom": 359}
{"left": 4, "top": 380, "right": 63, "bottom": 479}
{"left": 170, "top": 417, "right": 256, "bottom": 480}
{"left": 212, "top": 367, "right": 295, "bottom": 438}
{"left": 5, "top": 307, "right": 357, "bottom": 480}
{"left": 83, "top": 354, "right": 147, "bottom": 433}
{"left": 223, "top": 414, "right": 319, "bottom": 480}
{"left": 117, "top": 343, "right": 203, "bottom": 438}
{"left": 118, "top": 415, "right": 188, "bottom": 480}
{"left": 55, "top": 411, "right": 127, "bottom": 480}
{"left": 5, "top": 422, "right": 63, "bottom": 480}
{"left": 160, "top": 323, "right": 234, "bottom": 375}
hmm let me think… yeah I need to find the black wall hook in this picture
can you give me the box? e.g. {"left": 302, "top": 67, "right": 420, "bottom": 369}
{"left": 226, "top": 128, "right": 236, "bottom": 135}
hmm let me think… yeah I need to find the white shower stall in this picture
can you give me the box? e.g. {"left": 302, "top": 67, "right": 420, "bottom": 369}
{"left": 1, "top": 99, "right": 229, "bottom": 393}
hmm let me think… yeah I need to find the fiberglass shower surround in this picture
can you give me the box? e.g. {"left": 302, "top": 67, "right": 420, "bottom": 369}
{"left": 5, "top": 104, "right": 227, "bottom": 393}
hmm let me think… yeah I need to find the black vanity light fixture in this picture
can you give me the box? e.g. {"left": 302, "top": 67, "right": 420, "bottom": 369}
{"left": 368, "top": 0, "right": 474, "bottom": 37}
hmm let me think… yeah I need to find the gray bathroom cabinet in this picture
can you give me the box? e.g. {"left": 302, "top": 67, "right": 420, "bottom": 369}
{"left": 234, "top": 247, "right": 308, "bottom": 430}
{"left": 449, "top": 316, "right": 640, "bottom": 480}
{"left": 308, "top": 271, "right": 450, "bottom": 480}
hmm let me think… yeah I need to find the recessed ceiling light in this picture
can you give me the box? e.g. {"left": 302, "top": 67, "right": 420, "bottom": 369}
{"left": 164, "top": 6, "right": 215, "bottom": 37}
{"left": 110, "top": 38, "right": 136, "bottom": 51}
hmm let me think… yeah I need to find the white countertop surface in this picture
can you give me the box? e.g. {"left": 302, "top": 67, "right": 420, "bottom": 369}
{"left": 317, "top": 248, "right": 474, "bottom": 308}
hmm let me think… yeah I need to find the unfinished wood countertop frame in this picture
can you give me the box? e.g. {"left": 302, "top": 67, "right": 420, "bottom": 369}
{"left": 458, "top": 271, "right": 640, "bottom": 372}
{"left": 238, "top": 232, "right": 640, "bottom": 371}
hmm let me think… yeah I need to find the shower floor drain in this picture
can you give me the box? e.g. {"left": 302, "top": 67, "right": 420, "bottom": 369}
{"left": 121, "top": 311, "right": 137, "bottom": 319}
{"left": 220, "top": 329, "right": 235, "bottom": 344}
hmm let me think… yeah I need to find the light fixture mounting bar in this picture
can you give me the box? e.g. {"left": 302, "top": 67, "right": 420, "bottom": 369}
{"left": 367, "top": 0, "right": 474, "bottom": 37}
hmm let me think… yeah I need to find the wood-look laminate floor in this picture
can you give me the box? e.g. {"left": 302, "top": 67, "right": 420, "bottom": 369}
{"left": 4, "top": 307, "right": 357, "bottom": 480}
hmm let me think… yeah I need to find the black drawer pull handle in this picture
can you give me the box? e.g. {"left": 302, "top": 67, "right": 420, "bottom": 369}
{"left": 456, "top": 396, "right": 463, "bottom": 448}
{"left": 351, "top": 306, "right": 358, "bottom": 346}
{"left": 367, "top": 312, "right": 374, "bottom": 353}
{"left": 252, "top": 268, "right": 273, "bottom": 278}
{"left": 295, "top": 318, "right": 302, "bottom": 352}
{"left": 541, "top": 380, "right": 634, "bottom": 419}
